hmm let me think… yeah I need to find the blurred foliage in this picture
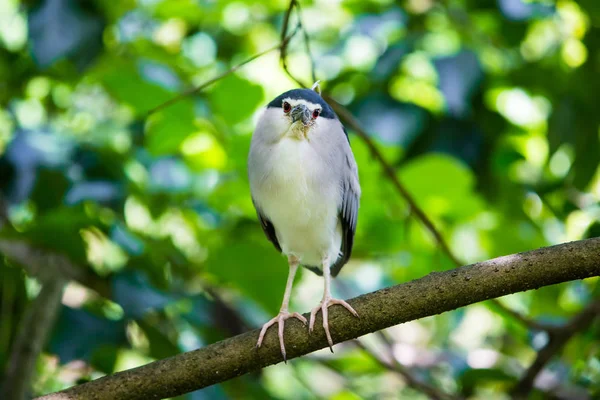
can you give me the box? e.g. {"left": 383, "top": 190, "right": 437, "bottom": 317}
{"left": 0, "top": 0, "right": 599, "bottom": 398}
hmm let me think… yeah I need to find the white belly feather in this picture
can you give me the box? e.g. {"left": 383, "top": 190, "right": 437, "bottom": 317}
{"left": 252, "top": 137, "right": 342, "bottom": 268}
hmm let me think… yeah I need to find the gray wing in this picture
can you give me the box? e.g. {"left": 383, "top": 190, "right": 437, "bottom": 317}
{"left": 331, "top": 137, "right": 360, "bottom": 277}
{"left": 252, "top": 199, "right": 282, "bottom": 252}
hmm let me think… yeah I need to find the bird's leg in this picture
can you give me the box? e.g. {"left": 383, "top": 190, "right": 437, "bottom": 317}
{"left": 256, "top": 255, "right": 307, "bottom": 362}
{"left": 309, "top": 256, "right": 359, "bottom": 352}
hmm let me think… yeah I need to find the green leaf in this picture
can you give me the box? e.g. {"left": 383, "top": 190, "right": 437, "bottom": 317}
{"left": 31, "top": 169, "right": 70, "bottom": 214}
{"left": 206, "top": 241, "right": 286, "bottom": 314}
{"left": 98, "top": 57, "right": 173, "bottom": 115}
{"left": 90, "top": 344, "right": 120, "bottom": 374}
{"left": 24, "top": 207, "right": 102, "bottom": 264}
{"left": 459, "top": 368, "right": 516, "bottom": 396}
{"left": 399, "top": 153, "right": 483, "bottom": 218}
{"left": 145, "top": 100, "right": 196, "bottom": 156}
{"left": 209, "top": 74, "right": 263, "bottom": 124}
{"left": 327, "top": 349, "right": 384, "bottom": 374}
{"left": 153, "top": 0, "right": 204, "bottom": 23}
{"left": 137, "top": 320, "right": 180, "bottom": 359}
{"left": 359, "top": 216, "right": 406, "bottom": 254}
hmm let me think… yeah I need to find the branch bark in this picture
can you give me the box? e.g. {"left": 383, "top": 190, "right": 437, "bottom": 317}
{"left": 37, "top": 238, "right": 600, "bottom": 400}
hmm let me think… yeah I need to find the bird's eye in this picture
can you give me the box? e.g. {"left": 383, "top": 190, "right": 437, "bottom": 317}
{"left": 312, "top": 109, "right": 320, "bottom": 119}
{"left": 283, "top": 102, "right": 291, "bottom": 113}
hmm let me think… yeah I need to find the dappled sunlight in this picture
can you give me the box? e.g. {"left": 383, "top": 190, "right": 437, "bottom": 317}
{"left": 0, "top": 0, "right": 27, "bottom": 51}
{"left": 61, "top": 282, "right": 91, "bottom": 309}
{"left": 467, "top": 348, "right": 500, "bottom": 369}
{"left": 492, "top": 88, "right": 551, "bottom": 129}
{"left": 81, "top": 227, "right": 128, "bottom": 274}
{"left": 113, "top": 349, "right": 154, "bottom": 373}
{"left": 451, "top": 306, "right": 503, "bottom": 350}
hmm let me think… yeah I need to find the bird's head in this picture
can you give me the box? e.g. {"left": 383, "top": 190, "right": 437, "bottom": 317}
{"left": 256, "top": 85, "right": 336, "bottom": 141}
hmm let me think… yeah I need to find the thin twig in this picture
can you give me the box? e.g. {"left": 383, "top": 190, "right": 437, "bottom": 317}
{"left": 280, "top": 0, "right": 317, "bottom": 87}
{"left": 354, "top": 340, "right": 461, "bottom": 400}
{"left": 147, "top": 23, "right": 301, "bottom": 115}
{"left": 487, "top": 298, "right": 560, "bottom": 333}
{"left": 511, "top": 299, "right": 600, "bottom": 398}
{"left": 336, "top": 279, "right": 455, "bottom": 398}
{"left": 280, "top": 0, "right": 305, "bottom": 88}
{"left": 290, "top": 362, "right": 327, "bottom": 399}
{"left": 278, "top": 2, "right": 460, "bottom": 270}
{"left": 294, "top": 1, "right": 317, "bottom": 84}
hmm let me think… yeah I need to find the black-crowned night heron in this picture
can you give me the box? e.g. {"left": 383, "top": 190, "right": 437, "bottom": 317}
{"left": 248, "top": 84, "right": 360, "bottom": 361}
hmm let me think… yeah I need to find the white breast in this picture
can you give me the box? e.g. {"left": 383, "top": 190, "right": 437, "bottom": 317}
{"left": 250, "top": 136, "right": 342, "bottom": 268}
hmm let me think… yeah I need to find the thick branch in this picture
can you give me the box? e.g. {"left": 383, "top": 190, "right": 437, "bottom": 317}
{"left": 37, "top": 238, "right": 600, "bottom": 400}
{"left": 2, "top": 277, "right": 65, "bottom": 400}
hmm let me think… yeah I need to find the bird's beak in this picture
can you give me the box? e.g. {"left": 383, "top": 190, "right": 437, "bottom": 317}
{"left": 290, "top": 104, "right": 310, "bottom": 126}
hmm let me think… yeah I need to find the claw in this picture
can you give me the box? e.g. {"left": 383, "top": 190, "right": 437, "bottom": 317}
{"left": 309, "top": 297, "right": 359, "bottom": 352}
{"left": 256, "top": 311, "right": 307, "bottom": 361}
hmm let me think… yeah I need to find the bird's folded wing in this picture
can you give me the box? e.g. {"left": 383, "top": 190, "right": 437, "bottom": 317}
{"left": 252, "top": 199, "right": 282, "bottom": 252}
{"left": 331, "top": 149, "right": 360, "bottom": 277}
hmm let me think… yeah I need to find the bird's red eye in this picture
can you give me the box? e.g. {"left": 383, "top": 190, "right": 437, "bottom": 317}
{"left": 283, "top": 102, "right": 291, "bottom": 113}
{"left": 312, "top": 109, "right": 320, "bottom": 119}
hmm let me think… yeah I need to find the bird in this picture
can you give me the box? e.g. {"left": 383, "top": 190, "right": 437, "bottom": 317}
{"left": 248, "top": 83, "right": 360, "bottom": 361}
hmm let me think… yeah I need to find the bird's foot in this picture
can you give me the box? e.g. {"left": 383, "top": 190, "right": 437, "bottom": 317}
{"left": 256, "top": 311, "right": 307, "bottom": 362}
{"left": 309, "top": 297, "right": 359, "bottom": 352}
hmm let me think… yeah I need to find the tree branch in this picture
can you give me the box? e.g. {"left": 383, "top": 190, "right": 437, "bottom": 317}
{"left": 0, "top": 239, "right": 110, "bottom": 298}
{"left": 486, "top": 298, "right": 561, "bottom": 333}
{"left": 0, "top": 194, "right": 9, "bottom": 228}
{"left": 36, "top": 238, "right": 600, "bottom": 400}
{"left": 146, "top": 20, "right": 301, "bottom": 115}
{"left": 511, "top": 298, "right": 600, "bottom": 397}
{"left": 280, "top": 0, "right": 315, "bottom": 87}
{"left": 353, "top": 340, "right": 461, "bottom": 400}
{"left": 2, "top": 276, "right": 65, "bottom": 400}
